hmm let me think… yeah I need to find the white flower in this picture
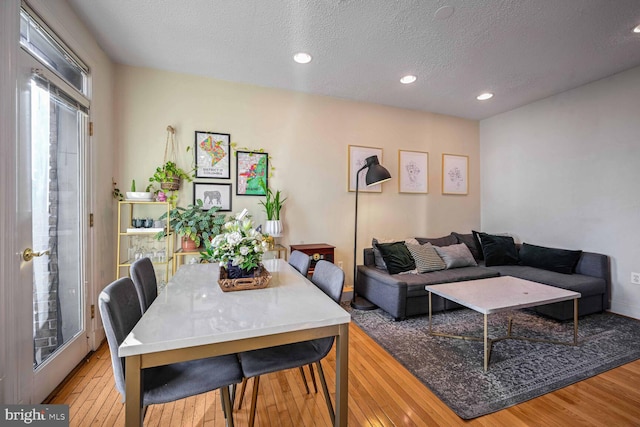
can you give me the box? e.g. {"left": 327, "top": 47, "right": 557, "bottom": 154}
{"left": 212, "top": 234, "right": 225, "bottom": 246}
{"left": 226, "top": 231, "right": 242, "bottom": 245}
{"left": 240, "top": 246, "right": 250, "bottom": 255}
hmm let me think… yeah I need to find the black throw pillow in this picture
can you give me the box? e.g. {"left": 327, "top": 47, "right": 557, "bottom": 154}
{"left": 376, "top": 242, "right": 416, "bottom": 274}
{"left": 519, "top": 242, "right": 582, "bottom": 274}
{"left": 478, "top": 233, "right": 519, "bottom": 266}
{"left": 471, "top": 230, "right": 484, "bottom": 260}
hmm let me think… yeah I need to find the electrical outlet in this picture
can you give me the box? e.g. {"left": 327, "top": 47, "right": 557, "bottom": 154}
{"left": 631, "top": 272, "right": 640, "bottom": 285}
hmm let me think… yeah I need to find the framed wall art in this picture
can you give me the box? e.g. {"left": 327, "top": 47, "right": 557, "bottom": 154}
{"left": 194, "top": 131, "right": 231, "bottom": 179}
{"left": 442, "top": 153, "right": 468, "bottom": 195}
{"left": 193, "top": 182, "right": 232, "bottom": 211}
{"left": 236, "top": 151, "right": 268, "bottom": 196}
{"left": 398, "top": 150, "right": 428, "bottom": 194}
{"left": 348, "top": 145, "right": 384, "bottom": 193}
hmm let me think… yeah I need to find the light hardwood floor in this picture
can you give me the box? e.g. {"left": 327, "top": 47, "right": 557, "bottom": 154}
{"left": 47, "top": 322, "right": 640, "bottom": 426}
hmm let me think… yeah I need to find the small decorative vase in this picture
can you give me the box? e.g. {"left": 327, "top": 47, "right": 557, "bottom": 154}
{"left": 226, "top": 262, "right": 259, "bottom": 279}
{"left": 264, "top": 220, "right": 283, "bottom": 237}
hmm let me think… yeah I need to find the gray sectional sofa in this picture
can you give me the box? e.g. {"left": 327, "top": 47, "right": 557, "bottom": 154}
{"left": 355, "top": 233, "right": 611, "bottom": 321}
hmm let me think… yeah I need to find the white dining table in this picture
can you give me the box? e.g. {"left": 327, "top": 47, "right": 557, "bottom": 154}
{"left": 119, "top": 258, "right": 351, "bottom": 426}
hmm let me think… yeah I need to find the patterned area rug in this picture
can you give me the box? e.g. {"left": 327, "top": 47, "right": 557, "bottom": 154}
{"left": 348, "top": 306, "right": 640, "bottom": 419}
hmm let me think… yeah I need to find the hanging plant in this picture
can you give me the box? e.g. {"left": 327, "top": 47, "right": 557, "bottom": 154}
{"left": 146, "top": 125, "right": 195, "bottom": 206}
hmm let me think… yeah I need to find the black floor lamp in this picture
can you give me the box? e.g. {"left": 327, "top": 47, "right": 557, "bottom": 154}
{"left": 351, "top": 155, "right": 391, "bottom": 310}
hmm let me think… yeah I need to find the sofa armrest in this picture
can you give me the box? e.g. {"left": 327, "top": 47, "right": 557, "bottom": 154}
{"left": 356, "top": 265, "right": 408, "bottom": 320}
{"left": 575, "top": 251, "right": 611, "bottom": 309}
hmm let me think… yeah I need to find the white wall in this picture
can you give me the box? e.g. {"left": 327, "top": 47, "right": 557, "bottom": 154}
{"left": 481, "top": 65, "right": 640, "bottom": 319}
{"left": 115, "top": 65, "right": 481, "bottom": 287}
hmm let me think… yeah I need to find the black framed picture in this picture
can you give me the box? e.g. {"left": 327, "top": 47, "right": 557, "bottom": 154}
{"left": 193, "top": 182, "right": 232, "bottom": 211}
{"left": 235, "top": 151, "right": 268, "bottom": 196}
{"left": 194, "top": 131, "right": 231, "bottom": 179}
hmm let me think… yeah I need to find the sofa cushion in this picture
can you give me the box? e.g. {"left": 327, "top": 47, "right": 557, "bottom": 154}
{"left": 415, "top": 234, "right": 458, "bottom": 247}
{"left": 433, "top": 243, "right": 478, "bottom": 269}
{"left": 376, "top": 242, "right": 416, "bottom": 274}
{"left": 393, "top": 267, "right": 500, "bottom": 297}
{"left": 487, "top": 265, "right": 606, "bottom": 297}
{"left": 406, "top": 243, "right": 446, "bottom": 273}
{"left": 519, "top": 242, "right": 582, "bottom": 274}
{"left": 452, "top": 232, "right": 482, "bottom": 261}
{"left": 372, "top": 237, "right": 419, "bottom": 270}
{"left": 478, "top": 233, "right": 519, "bottom": 266}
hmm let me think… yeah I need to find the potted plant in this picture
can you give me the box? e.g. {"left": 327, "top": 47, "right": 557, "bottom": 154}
{"left": 148, "top": 161, "right": 193, "bottom": 191}
{"left": 258, "top": 180, "right": 287, "bottom": 237}
{"left": 125, "top": 179, "right": 154, "bottom": 200}
{"left": 156, "top": 199, "right": 226, "bottom": 250}
{"left": 202, "top": 211, "right": 269, "bottom": 278}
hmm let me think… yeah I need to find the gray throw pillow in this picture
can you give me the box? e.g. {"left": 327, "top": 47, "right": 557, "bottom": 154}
{"left": 372, "top": 238, "right": 392, "bottom": 269}
{"left": 406, "top": 243, "right": 446, "bottom": 273}
{"left": 433, "top": 243, "right": 478, "bottom": 269}
{"left": 452, "top": 232, "right": 482, "bottom": 261}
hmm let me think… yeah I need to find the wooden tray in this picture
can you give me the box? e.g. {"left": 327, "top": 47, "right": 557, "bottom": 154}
{"left": 218, "top": 265, "right": 271, "bottom": 292}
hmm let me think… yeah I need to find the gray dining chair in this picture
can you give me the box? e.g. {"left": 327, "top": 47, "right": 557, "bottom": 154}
{"left": 130, "top": 257, "right": 157, "bottom": 313}
{"left": 289, "top": 250, "right": 311, "bottom": 277}
{"left": 289, "top": 249, "right": 315, "bottom": 390}
{"left": 99, "top": 277, "right": 243, "bottom": 426}
{"left": 237, "top": 260, "right": 345, "bottom": 426}
{"left": 235, "top": 252, "right": 316, "bottom": 406}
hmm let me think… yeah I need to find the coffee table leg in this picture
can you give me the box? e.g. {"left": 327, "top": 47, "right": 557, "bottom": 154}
{"left": 573, "top": 298, "right": 578, "bottom": 345}
{"left": 484, "top": 314, "right": 489, "bottom": 372}
{"left": 428, "top": 292, "right": 432, "bottom": 333}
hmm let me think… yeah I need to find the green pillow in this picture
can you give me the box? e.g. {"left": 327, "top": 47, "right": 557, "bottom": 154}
{"left": 376, "top": 242, "right": 416, "bottom": 274}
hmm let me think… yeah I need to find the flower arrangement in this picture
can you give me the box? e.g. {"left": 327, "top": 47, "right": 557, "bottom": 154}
{"left": 203, "top": 210, "right": 269, "bottom": 275}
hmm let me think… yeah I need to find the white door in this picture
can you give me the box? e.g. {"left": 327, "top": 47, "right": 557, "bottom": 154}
{"left": 17, "top": 49, "right": 90, "bottom": 403}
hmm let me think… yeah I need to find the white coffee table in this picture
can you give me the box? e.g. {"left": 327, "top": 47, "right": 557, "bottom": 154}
{"left": 425, "top": 276, "right": 581, "bottom": 371}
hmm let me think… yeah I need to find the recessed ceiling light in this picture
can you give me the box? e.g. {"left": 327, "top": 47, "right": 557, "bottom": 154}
{"left": 476, "top": 92, "right": 494, "bottom": 101}
{"left": 400, "top": 75, "right": 417, "bottom": 84}
{"left": 434, "top": 5, "right": 455, "bottom": 20}
{"left": 634, "top": 24, "right": 640, "bottom": 33}
{"left": 293, "top": 52, "right": 312, "bottom": 64}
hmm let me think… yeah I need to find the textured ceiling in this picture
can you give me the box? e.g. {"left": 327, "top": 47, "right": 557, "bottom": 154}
{"left": 67, "top": 0, "right": 640, "bottom": 120}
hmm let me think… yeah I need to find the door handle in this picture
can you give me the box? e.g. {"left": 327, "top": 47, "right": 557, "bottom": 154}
{"left": 22, "top": 248, "right": 51, "bottom": 262}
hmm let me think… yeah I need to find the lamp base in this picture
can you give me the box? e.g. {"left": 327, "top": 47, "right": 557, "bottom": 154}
{"left": 350, "top": 295, "right": 377, "bottom": 311}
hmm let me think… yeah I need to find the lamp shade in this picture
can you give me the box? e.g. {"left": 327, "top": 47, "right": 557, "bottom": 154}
{"left": 364, "top": 155, "right": 392, "bottom": 186}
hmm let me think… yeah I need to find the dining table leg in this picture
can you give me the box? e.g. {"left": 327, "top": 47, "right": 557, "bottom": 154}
{"left": 335, "top": 323, "right": 349, "bottom": 426}
{"left": 125, "top": 355, "right": 143, "bottom": 427}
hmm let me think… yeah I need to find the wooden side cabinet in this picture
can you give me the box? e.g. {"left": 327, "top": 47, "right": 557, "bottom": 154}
{"left": 289, "top": 243, "right": 335, "bottom": 275}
